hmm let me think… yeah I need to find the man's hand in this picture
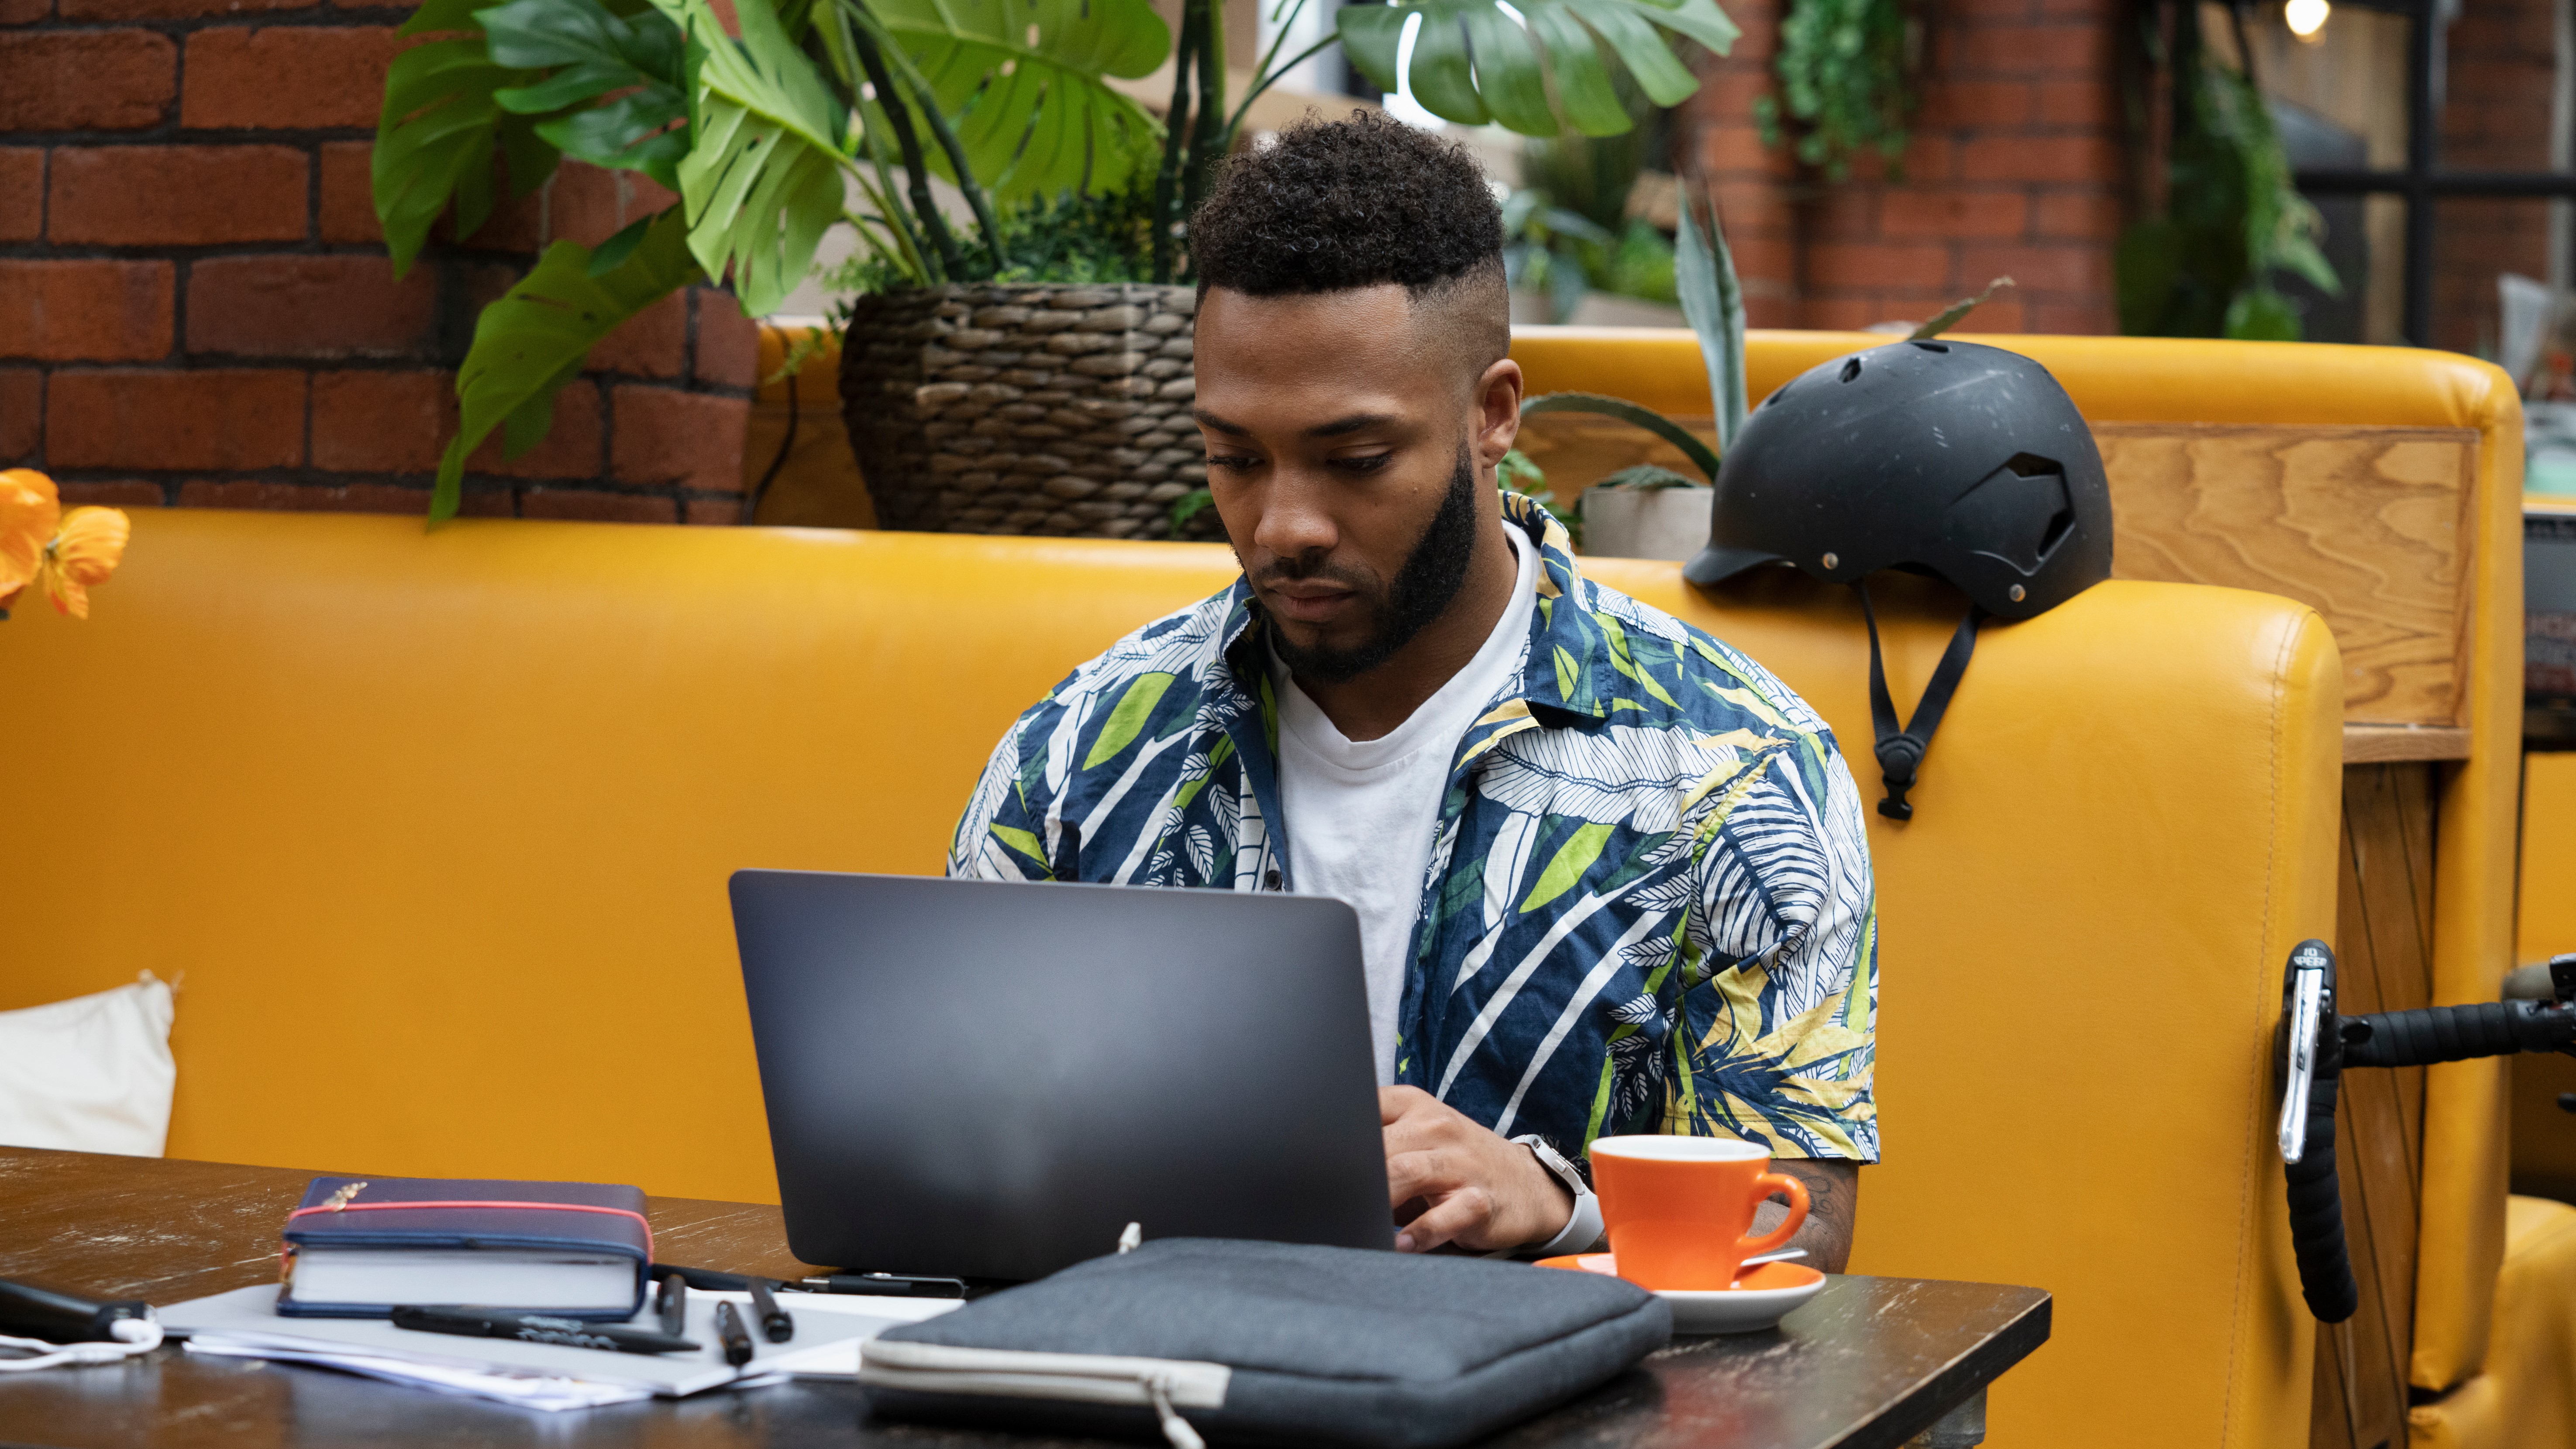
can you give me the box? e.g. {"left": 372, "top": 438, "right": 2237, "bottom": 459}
{"left": 1381, "top": 1086, "right": 1574, "bottom": 1253}
{"left": 1751, "top": 1159, "right": 1860, "bottom": 1273}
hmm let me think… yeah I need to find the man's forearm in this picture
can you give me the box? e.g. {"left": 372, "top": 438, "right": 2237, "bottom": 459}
{"left": 1749, "top": 1158, "right": 1860, "bottom": 1273}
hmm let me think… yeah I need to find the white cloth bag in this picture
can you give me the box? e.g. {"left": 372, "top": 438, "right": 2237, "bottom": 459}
{"left": 0, "top": 972, "right": 176, "bottom": 1157}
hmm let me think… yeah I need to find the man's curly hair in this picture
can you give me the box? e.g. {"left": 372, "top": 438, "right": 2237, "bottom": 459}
{"left": 1190, "top": 110, "right": 1504, "bottom": 298}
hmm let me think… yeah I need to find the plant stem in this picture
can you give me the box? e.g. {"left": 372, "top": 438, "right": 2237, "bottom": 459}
{"left": 1226, "top": 32, "right": 1338, "bottom": 140}
{"left": 1151, "top": 1, "right": 1202, "bottom": 284}
{"left": 856, "top": 14, "right": 1008, "bottom": 276}
{"left": 851, "top": 21, "right": 962, "bottom": 281}
{"left": 1185, "top": 0, "right": 1226, "bottom": 224}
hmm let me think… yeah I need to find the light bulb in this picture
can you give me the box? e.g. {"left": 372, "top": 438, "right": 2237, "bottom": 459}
{"left": 2286, "top": 0, "right": 2330, "bottom": 38}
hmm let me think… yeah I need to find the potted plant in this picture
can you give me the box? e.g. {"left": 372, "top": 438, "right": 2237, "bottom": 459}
{"left": 1515, "top": 184, "right": 2008, "bottom": 560}
{"left": 375, "top": 0, "right": 1744, "bottom": 530}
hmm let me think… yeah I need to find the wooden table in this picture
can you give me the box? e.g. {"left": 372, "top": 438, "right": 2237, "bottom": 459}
{"left": 0, "top": 1148, "right": 2048, "bottom": 1449}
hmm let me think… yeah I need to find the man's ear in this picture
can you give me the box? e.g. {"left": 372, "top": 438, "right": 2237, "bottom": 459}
{"left": 1473, "top": 358, "right": 1524, "bottom": 470}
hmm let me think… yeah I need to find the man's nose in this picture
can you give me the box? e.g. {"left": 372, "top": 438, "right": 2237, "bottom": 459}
{"left": 1251, "top": 472, "right": 1339, "bottom": 563}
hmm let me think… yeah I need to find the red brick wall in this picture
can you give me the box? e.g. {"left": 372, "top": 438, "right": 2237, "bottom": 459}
{"left": 1680, "top": 0, "right": 2123, "bottom": 335}
{"left": 0, "top": 4, "right": 758, "bottom": 523}
{"left": 2434, "top": 0, "right": 2558, "bottom": 358}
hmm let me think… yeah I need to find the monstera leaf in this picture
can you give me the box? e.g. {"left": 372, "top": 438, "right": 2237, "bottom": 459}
{"left": 871, "top": 0, "right": 1168, "bottom": 203}
{"left": 432, "top": 207, "right": 703, "bottom": 521}
{"left": 1338, "top": 0, "right": 1736, "bottom": 137}
{"left": 480, "top": 0, "right": 691, "bottom": 189}
{"left": 375, "top": 0, "right": 560, "bottom": 274}
{"left": 647, "top": 0, "right": 852, "bottom": 315}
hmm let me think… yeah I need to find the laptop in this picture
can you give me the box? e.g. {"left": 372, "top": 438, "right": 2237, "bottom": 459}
{"left": 728, "top": 870, "right": 1396, "bottom": 1281}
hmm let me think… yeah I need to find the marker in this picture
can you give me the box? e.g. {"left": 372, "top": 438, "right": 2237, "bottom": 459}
{"left": 747, "top": 1277, "right": 793, "bottom": 1342}
{"left": 656, "top": 1272, "right": 687, "bottom": 1337}
{"left": 391, "top": 1306, "right": 697, "bottom": 1356}
{"left": 712, "top": 1300, "right": 754, "bottom": 1366}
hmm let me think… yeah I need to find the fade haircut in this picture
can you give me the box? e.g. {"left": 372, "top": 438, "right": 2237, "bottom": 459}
{"left": 1189, "top": 110, "right": 1511, "bottom": 385}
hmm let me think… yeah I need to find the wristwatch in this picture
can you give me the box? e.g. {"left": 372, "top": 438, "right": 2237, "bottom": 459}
{"left": 1513, "top": 1134, "right": 1605, "bottom": 1257}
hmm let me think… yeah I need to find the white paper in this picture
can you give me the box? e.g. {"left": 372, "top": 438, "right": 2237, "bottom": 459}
{"left": 160, "top": 1284, "right": 959, "bottom": 1409}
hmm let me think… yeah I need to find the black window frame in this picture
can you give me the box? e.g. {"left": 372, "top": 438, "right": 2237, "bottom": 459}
{"left": 2288, "top": 0, "right": 2576, "bottom": 346}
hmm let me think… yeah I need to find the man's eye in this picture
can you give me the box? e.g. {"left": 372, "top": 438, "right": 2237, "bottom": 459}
{"left": 1207, "top": 454, "right": 1261, "bottom": 472}
{"left": 1333, "top": 453, "right": 1394, "bottom": 474}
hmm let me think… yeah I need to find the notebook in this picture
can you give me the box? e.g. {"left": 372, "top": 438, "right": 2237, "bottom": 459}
{"left": 277, "top": 1176, "right": 651, "bottom": 1319}
{"left": 164, "top": 1284, "right": 957, "bottom": 1408}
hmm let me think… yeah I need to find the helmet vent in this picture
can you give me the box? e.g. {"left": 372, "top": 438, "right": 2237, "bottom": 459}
{"left": 1839, "top": 358, "right": 1863, "bottom": 383}
{"left": 1910, "top": 341, "right": 1950, "bottom": 353}
{"left": 1950, "top": 455, "right": 2074, "bottom": 575}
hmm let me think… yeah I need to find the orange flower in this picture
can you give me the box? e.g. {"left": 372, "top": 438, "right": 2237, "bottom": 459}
{"left": 0, "top": 469, "right": 61, "bottom": 614}
{"left": 39, "top": 506, "right": 131, "bottom": 619}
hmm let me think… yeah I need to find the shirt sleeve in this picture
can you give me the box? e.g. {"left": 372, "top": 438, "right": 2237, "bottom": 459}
{"left": 948, "top": 710, "right": 1060, "bottom": 882}
{"left": 1681, "top": 735, "right": 1879, "bottom": 1163}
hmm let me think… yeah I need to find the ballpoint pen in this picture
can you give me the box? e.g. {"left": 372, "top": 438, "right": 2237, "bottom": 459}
{"left": 391, "top": 1306, "right": 698, "bottom": 1356}
{"left": 746, "top": 1277, "right": 793, "bottom": 1342}
{"left": 712, "top": 1300, "right": 754, "bottom": 1366}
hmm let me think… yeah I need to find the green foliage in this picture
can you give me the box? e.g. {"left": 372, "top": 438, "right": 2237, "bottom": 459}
{"left": 1167, "top": 486, "right": 1215, "bottom": 538}
{"left": 1511, "top": 192, "right": 1740, "bottom": 547}
{"left": 1756, "top": 0, "right": 1914, "bottom": 179}
{"left": 1506, "top": 78, "right": 1679, "bottom": 322}
{"left": 1524, "top": 392, "right": 1720, "bottom": 482}
{"left": 1498, "top": 447, "right": 1581, "bottom": 547}
{"left": 1672, "top": 174, "right": 1744, "bottom": 454}
{"left": 1338, "top": 0, "right": 1737, "bottom": 138}
{"left": 868, "top": 0, "right": 1168, "bottom": 206}
{"left": 822, "top": 176, "right": 1161, "bottom": 297}
{"left": 2116, "top": 11, "right": 2338, "bottom": 340}
{"left": 434, "top": 207, "right": 704, "bottom": 521}
{"left": 373, "top": 0, "right": 558, "bottom": 275}
{"left": 1503, "top": 198, "right": 1679, "bottom": 323}
{"left": 1910, "top": 274, "right": 2013, "bottom": 340}
{"left": 647, "top": 0, "right": 852, "bottom": 317}
{"left": 481, "top": 0, "right": 690, "bottom": 188}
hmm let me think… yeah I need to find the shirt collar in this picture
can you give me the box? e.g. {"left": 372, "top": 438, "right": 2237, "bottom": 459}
{"left": 1213, "top": 491, "right": 1610, "bottom": 724}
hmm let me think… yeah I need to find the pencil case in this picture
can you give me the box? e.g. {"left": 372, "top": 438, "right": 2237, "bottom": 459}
{"left": 857, "top": 1237, "right": 1669, "bottom": 1449}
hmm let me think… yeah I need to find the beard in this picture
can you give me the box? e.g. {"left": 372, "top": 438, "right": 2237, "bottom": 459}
{"left": 1258, "top": 444, "right": 1483, "bottom": 686}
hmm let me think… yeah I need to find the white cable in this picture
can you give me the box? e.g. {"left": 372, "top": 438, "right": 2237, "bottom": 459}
{"left": 0, "top": 1316, "right": 163, "bottom": 1372}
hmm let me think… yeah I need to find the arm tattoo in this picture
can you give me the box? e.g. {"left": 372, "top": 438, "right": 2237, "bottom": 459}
{"left": 1749, "top": 1160, "right": 1860, "bottom": 1274}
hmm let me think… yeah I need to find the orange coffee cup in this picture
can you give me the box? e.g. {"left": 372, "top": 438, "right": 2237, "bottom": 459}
{"left": 1588, "top": 1135, "right": 1809, "bottom": 1291}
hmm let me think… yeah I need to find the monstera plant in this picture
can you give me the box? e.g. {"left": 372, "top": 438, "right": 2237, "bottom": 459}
{"left": 376, "top": 0, "right": 1741, "bottom": 520}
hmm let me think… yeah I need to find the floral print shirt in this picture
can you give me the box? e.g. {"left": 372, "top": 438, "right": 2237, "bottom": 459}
{"left": 950, "top": 495, "right": 1879, "bottom": 1169}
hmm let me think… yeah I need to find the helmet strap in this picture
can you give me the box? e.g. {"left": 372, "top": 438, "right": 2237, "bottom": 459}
{"left": 1855, "top": 581, "right": 1985, "bottom": 821}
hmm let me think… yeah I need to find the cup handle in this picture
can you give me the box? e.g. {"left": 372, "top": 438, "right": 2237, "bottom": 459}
{"left": 1736, "top": 1171, "right": 1810, "bottom": 1258}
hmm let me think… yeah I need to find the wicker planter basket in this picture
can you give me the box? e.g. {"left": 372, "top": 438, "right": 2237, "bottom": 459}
{"left": 837, "top": 282, "right": 1220, "bottom": 540}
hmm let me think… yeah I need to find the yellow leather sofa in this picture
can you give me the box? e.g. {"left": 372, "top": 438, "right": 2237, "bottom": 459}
{"left": 7, "top": 507, "right": 2335, "bottom": 1447}
{"left": 1512, "top": 330, "right": 2541, "bottom": 1449}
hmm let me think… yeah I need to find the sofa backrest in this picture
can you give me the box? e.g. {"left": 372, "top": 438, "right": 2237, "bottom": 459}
{"left": 2, "top": 507, "right": 2338, "bottom": 1448}
{"left": 1512, "top": 330, "right": 2527, "bottom": 1407}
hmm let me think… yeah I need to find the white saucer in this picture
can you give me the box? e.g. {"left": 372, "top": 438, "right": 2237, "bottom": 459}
{"left": 1536, "top": 1253, "right": 1827, "bottom": 1335}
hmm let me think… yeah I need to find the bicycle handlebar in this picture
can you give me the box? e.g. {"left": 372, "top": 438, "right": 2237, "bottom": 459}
{"left": 2279, "top": 941, "right": 2576, "bottom": 1323}
{"left": 2341, "top": 998, "right": 2576, "bottom": 1068}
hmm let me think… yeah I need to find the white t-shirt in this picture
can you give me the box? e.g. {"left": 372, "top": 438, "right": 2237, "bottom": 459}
{"left": 1270, "top": 526, "right": 1601, "bottom": 1256}
{"left": 1271, "top": 526, "right": 1536, "bottom": 1085}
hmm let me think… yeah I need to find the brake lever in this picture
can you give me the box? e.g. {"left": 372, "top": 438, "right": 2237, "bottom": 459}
{"left": 2279, "top": 940, "right": 2333, "bottom": 1163}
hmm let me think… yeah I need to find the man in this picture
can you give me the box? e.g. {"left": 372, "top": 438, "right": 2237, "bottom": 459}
{"left": 951, "top": 113, "right": 1875, "bottom": 1269}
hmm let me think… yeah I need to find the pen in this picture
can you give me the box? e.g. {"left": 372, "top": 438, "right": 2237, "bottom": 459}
{"left": 746, "top": 1277, "right": 793, "bottom": 1342}
{"left": 656, "top": 1272, "right": 687, "bottom": 1337}
{"left": 787, "top": 1272, "right": 968, "bottom": 1299}
{"left": 390, "top": 1305, "right": 698, "bottom": 1356}
{"left": 712, "top": 1301, "right": 754, "bottom": 1366}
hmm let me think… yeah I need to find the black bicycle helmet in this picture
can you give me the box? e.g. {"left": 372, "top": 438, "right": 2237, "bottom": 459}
{"left": 1684, "top": 339, "right": 2112, "bottom": 819}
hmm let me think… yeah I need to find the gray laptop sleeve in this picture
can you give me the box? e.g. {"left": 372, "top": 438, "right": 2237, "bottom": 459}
{"left": 858, "top": 1238, "right": 1671, "bottom": 1449}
